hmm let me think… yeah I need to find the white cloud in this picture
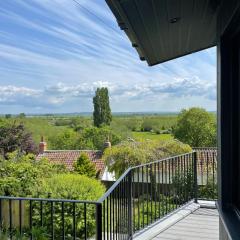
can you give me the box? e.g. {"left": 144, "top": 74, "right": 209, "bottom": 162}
{"left": 0, "top": 77, "right": 216, "bottom": 111}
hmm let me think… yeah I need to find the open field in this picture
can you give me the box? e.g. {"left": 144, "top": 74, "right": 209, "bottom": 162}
{"left": 0, "top": 113, "right": 178, "bottom": 149}
{"left": 132, "top": 132, "right": 173, "bottom": 141}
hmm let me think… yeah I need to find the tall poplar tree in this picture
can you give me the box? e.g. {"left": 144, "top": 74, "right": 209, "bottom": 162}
{"left": 93, "top": 87, "right": 112, "bottom": 127}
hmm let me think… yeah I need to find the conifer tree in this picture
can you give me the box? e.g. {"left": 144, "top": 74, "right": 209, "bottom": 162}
{"left": 73, "top": 153, "right": 97, "bottom": 178}
{"left": 93, "top": 87, "right": 112, "bottom": 127}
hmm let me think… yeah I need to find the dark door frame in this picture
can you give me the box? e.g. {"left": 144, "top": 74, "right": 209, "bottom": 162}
{"left": 217, "top": 5, "right": 240, "bottom": 239}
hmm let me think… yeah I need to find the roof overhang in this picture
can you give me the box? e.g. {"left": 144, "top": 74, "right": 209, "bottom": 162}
{"left": 106, "top": 0, "right": 221, "bottom": 66}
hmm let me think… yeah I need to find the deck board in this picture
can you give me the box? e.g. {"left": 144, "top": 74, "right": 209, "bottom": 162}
{"left": 152, "top": 208, "right": 219, "bottom": 240}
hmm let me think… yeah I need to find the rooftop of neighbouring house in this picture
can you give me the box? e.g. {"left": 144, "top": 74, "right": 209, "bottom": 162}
{"left": 36, "top": 138, "right": 106, "bottom": 177}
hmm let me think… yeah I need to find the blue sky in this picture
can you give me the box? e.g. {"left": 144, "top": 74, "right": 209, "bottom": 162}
{"left": 0, "top": 0, "right": 216, "bottom": 114}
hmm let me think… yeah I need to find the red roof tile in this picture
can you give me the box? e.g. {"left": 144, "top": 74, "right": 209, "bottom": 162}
{"left": 36, "top": 150, "right": 105, "bottom": 177}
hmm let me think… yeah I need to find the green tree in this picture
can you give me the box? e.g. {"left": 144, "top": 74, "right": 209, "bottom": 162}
{"left": 79, "top": 126, "right": 121, "bottom": 150}
{"left": 0, "top": 122, "right": 37, "bottom": 158}
{"left": 5, "top": 114, "right": 11, "bottom": 119}
{"left": 173, "top": 107, "right": 216, "bottom": 147}
{"left": 18, "top": 113, "right": 26, "bottom": 118}
{"left": 0, "top": 152, "right": 65, "bottom": 196}
{"left": 103, "top": 139, "right": 191, "bottom": 177}
{"left": 93, "top": 87, "right": 112, "bottom": 127}
{"left": 49, "top": 129, "right": 79, "bottom": 150}
{"left": 73, "top": 153, "right": 97, "bottom": 178}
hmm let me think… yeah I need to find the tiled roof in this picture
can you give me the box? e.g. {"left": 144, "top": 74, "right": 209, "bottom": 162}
{"left": 36, "top": 150, "right": 105, "bottom": 177}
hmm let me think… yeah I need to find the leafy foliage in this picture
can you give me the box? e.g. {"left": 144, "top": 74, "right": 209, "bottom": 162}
{"left": 103, "top": 139, "right": 191, "bottom": 177}
{"left": 0, "top": 152, "right": 65, "bottom": 196}
{"left": 199, "top": 178, "right": 217, "bottom": 200}
{"left": 172, "top": 169, "right": 195, "bottom": 204}
{"left": 93, "top": 87, "right": 112, "bottom": 127}
{"left": 34, "top": 174, "right": 105, "bottom": 238}
{"left": 49, "top": 129, "right": 79, "bottom": 150}
{"left": 73, "top": 153, "right": 97, "bottom": 178}
{"left": 78, "top": 126, "right": 121, "bottom": 150}
{"left": 173, "top": 107, "right": 216, "bottom": 147}
{"left": 0, "top": 121, "right": 37, "bottom": 158}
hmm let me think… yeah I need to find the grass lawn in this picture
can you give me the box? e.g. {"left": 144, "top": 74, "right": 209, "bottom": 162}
{"left": 132, "top": 131, "right": 173, "bottom": 141}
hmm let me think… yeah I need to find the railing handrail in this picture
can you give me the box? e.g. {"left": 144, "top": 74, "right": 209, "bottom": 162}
{"left": 131, "top": 151, "right": 195, "bottom": 169}
{"left": 192, "top": 147, "right": 217, "bottom": 150}
{"left": 0, "top": 195, "right": 100, "bottom": 205}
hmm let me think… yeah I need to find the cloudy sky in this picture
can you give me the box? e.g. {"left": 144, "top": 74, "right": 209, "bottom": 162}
{"left": 0, "top": 0, "right": 216, "bottom": 114}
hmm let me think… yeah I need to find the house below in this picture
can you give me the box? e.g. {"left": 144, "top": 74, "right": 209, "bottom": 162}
{"left": 36, "top": 138, "right": 115, "bottom": 181}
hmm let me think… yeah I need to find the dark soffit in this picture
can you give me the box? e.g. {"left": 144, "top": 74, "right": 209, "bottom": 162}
{"left": 106, "top": 0, "right": 221, "bottom": 66}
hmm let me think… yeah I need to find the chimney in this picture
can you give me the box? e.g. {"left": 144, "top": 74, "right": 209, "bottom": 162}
{"left": 39, "top": 136, "right": 47, "bottom": 154}
{"left": 103, "top": 137, "right": 111, "bottom": 150}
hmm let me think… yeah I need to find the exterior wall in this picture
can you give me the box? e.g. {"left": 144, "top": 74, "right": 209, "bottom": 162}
{"left": 219, "top": 218, "right": 230, "bottom": 240}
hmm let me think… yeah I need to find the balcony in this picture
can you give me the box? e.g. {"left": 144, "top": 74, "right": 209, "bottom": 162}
{"left": 0, "top": 148, "right": 217, "bottom": 239}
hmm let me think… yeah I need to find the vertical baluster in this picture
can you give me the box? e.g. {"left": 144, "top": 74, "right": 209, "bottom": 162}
{"left": 113, "top": 191, "right": 115, "bottom": 240}
{"left": 171, "top": 158, "right": 175, "bottom": 210}
{"left": 0, "top": 199, "right": 2, "bottom": 232}
{"left": 51, "top": 201, "right": 54, "bottom": 240}
{"left": 150, "top": 165, "right": 153, "bottom": 224}
{"left": 110, "top": 195, "right": 112, "bottom": 240}
{"left": 19, "top": 200, "right": 22, "bottom": 236}
{"left": 84, "top": 203, "right": 87, "bottom": 240}
{"left": 137, "top": 167, "right": 140, "bottom": 231}
{"left": 107, "top": 194, "right": 109, "bottom": 240}
{"left": 61, "top": 202, "right": 65, "bottom": 240}
{"left": 146, "top": 166, "right": 149, "bottom": 225}
{"left": 177, "top": 156, "right": 180, "bottom": 208}
{"left": 132, "top": 169, "right": 135, "bottom": 233}
{"left": 212, "top": 151, "right": 215, "bottom": 198}
{"left": 96, "top": 203, "right": 102, "bottom": 240}
{"left": 103, "top": 201, "right": 106, "bottom": 240}
{"left": 186, "top": 154, "right": 189, "bottom": 201}
{"left": 40, "top": 201, "right": 43, "bottom": 227}
{"left": 161, "top": 161, "right": 164, "bottom": 215}
{"left": 128, "top": 171, "right": 133, "bottom": 239}
{"left": 9, "top": 199, "right": 12, "bottom": 240}
{"left": 116, "top": 187, "right": 119, "bottom": 240}
{"left": 206, "top": 151, "right": 209, "bottom": 187}
{"left": 29, "top": 200, "right": 32, "bottom": 240}
{"left": 124, "top": 178, "right": 127, "bottom": 240}
{"left": 158, "top": 162, "right": 161, "bottom": 219}
{"left": 142, "top": 166, "right": 144, "bottom": 229}
{"left": 72, "top": 202, "right": 76, "bottom": 240}
{"left": 120, "top": 182, "right": 123, "bottom": 240}
{"left": 168, "top": 159, "right": 171, "bottom": 211}
{"left": 165, "top": 160, "right": 168, "bottom": 213}
{"left": 201, "top": 152, "right": 204, "bottom": 186}
{"left": 154, "top": 163, "right": 157, "bottom": 221}
{"left": 183, "top": 155, "right": 186, "bottom": 203}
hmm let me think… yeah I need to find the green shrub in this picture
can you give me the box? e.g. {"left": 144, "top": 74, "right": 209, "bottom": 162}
{"left": 104, "top": 139, "right": 191, "bottom": 178}
{"left": 34, "top": 174, "right": 105, "bottom": 239}
{"left": 199, "top": 178, "right": 217, "bottom": 199}
{"left": 0, "top": 152, "right": 65, "bottom": 196}
{"left": 172, "top": 169, "right": 194, "bottom": 204}
{"left": 73, "top": 153, "right": 97, "bottom": 178}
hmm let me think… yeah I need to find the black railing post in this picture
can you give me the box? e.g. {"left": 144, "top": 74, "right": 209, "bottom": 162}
{"left": 193, "top": 151, "right": 198, "bottom": 203}
{"left": 128, "top": 170, "right": 133, "bottom": 239}
{"left": 96, "top": 203, "right": 102, "bottom": 240}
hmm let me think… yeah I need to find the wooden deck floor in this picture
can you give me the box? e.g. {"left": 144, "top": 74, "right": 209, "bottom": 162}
{"left": 152, "top": 208, "right": 219, "bottom": 240}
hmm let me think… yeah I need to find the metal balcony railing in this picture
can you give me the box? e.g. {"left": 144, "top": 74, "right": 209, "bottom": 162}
{"left": 0, "top": 149, "right": 217, "bottom": 239}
